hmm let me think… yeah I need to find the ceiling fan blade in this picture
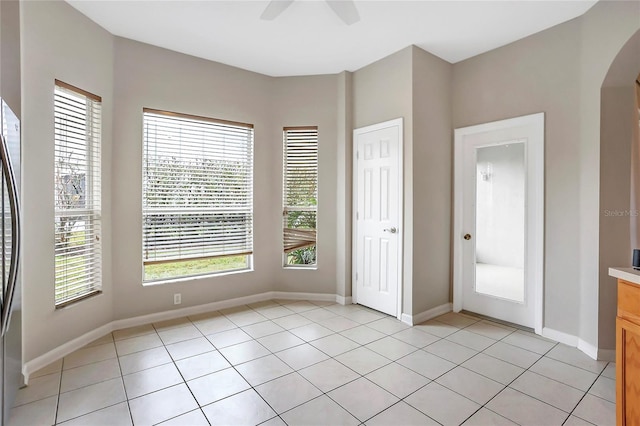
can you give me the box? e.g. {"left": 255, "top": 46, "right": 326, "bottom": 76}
{"left": 260, "top": 0, "right": 295, "bottom": 20}
{"left": 326, "top": 0, "right": 360, "bottom": 25}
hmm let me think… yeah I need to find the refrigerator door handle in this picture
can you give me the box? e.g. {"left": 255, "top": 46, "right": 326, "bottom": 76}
{"left": 0, "top": 134, "right": 20, "bottom": 337}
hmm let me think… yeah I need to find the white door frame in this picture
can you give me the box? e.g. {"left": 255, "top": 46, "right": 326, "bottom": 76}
{"left": 453, "top": 113, "right": 544, "bottom": 334}
{"left": 352, "top": 118, "right": 404, "bottom": 320}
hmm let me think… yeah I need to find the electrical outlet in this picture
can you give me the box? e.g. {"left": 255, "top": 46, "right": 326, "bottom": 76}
{"left": 173, "top": 293, "right": 181, "bottom": 305}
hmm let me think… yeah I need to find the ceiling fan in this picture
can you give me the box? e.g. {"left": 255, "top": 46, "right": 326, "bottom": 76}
{"left": 260, "top": 0, "right": 360, "bottom": 25}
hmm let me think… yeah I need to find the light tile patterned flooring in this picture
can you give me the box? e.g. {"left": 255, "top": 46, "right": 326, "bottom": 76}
{"left": 10, "top": 300, "right": 616, "bottom": 426}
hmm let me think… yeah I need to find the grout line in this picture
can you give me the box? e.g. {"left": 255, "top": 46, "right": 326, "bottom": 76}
{"left": 565, "top": 361, "right": 615, "bottom": 424}
{"left": 55, "top": 401, "right": 130, "bottom": 425}
{"left": 193, "top": 320, "right": 283, "bottom": 423}
{"left": 259, "top": 415, "right": 286, "bottom": 425}
{"left": 228, "top": 305, "right": 400, "bottom": 422}
{"left": 472, "top": 343, "right": 610, "bottom": 424}
{"left": 35, "top": 303, "right": 614, "bottom": 426}
{"left": 159, "top": 408, "right": 211, "bottom": 426}
{"left": 111, "top": 331, "right": 136, "bottom": 426}
{"left": 53, "top": 357, "right": 64, "bottom": 425}
{"left": 45, "top": 301, "right": 332, "bottom": 425}
{"left": 540, "top": 354, "right": 609, "bottom": 376}
{"left": 370, "top": 399, "right": 444, "bottom": 426}
{"left": 563, "top": 415, "right": 598, "bottom": 426}
{"left": 159, "top": 317, "right": 211, "bottom": 425}
{"left": 214, "top": 309, "right": 452, "bottom": 422}
{"left": 403, "top": 324, "right": 561, "bottom": 425}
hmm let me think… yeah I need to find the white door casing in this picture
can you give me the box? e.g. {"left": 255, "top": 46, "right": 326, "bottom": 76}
{"left": 453, "top": 113, "right": 544, "bottom": 333}
{"left": 352, "top": 118, "right": 403, "bottom": 318}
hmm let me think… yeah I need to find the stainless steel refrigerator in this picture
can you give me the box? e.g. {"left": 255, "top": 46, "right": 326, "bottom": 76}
{"left": 0, "top": 98, "right": 21, "bottom": 425}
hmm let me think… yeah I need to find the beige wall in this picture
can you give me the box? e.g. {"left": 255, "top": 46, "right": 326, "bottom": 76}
{"left": 411, "top": 46, "right": 452, "bottom": 315}
{"left": 112, "top": 38, "right": 276, "bottom": 320}
{"left": 597, "top": 24, "right": 640, "bottom": 350}
{"left": 1, "top": 0, "right": 21, "bottom": 114}
{"left": 599, "top": 85, "right": 634, "bottom": 349}
{"left": 453, "top": 18, "right": 583, "bottom": 337}
{"left": 21, "top": 1, "right": 344, "bottom": 363}
{"left": 578, "top": 2, "right": 639, "bottom": 351}
{"left": 19, "top": 0, "right": 640, "bottom": 366}
{"left": 111, "top": 41, "right": 342, "bottom": 319}
{"left": 352, "top": 47, "right": 415, "bottom": 313}
{"left": 335, "top": 71, "right": 353, "bottom": 298}
{"left": 271, "top": 75, "right": 340, "bottom": 294}
{"left": 21, "top": 1, "right": 115, "bottom": 363}
{"left": 453, "top": 1, "right": 640, "bottom": 351}
{"left": 351, "top": 46, "right": 453, "bottom": 316}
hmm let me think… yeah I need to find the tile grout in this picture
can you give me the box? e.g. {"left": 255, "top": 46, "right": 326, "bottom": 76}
{"left": 53, "top": 357, "right": 63, "bottom": 425}
{"left": 149, "top": 321, "right": 213, "bottom": 426}
{"left": 12, "top": 302, "right": 614, "bottom": 426}
{"left": 565, "top": 362, "right": 615, "bottom": 425}
{"left": 113, "top": 335, "right": 137, "bottom": 426}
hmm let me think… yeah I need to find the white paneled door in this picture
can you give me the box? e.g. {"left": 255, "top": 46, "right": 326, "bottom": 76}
{"left": 353, "top": 119, "right": 403, "bottom": 317}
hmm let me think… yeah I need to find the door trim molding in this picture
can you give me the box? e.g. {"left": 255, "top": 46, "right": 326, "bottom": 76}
{"left": 453, "top": 113, "right": 544, "bottom": 334}
{"left": 352, "top": 118, "right": 404, "bottom": 320}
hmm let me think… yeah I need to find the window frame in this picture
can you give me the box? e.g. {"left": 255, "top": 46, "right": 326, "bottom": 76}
{"left": 282, "top": 126, "right": 319, "bottom": 268}
{"left": 54, "top": 80, "right": 103, "bottom": 308}
{"left": 141, "top": 108, "right": 255, "bottom": 283}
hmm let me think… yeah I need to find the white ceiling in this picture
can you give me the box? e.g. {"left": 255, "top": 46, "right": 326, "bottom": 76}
{"left": 66, "top": 0, "right": 597, "bottom": 77}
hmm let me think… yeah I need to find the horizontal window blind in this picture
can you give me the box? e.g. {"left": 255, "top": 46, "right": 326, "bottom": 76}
{"left": 283, "top": 127, "right": 318, "bottom": 265}
{"left": 143, "top": 109, "right": 253, "bottom": 275}
{"left": 54, "top": 81, "right": 102, "bottom": 307}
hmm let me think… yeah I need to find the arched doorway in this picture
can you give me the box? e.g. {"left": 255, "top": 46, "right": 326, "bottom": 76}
{"left": 598, "top": 28, "right": 640, "bottom": 353}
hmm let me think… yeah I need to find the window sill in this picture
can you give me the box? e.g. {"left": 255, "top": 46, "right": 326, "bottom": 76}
{"left": 283, "top": 266, "right": 318, "bottom": 271}
{"left": 142, "top": 267, "right": 253, "bottom": 286}
{"left": 55, "top": 290, "right": 103, "bottom": 309}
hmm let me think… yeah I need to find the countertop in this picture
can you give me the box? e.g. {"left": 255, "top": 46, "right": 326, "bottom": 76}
{"left": 609, "top": 267, "right": 640, "bottom": 285}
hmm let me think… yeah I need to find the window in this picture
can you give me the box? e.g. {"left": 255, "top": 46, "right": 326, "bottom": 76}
{"left": 54, "top": 80, "right": 102, "bottom": 307}
{"left": 283, "top": 127, "right": 318, "bottom": 266}
{"left": 142, "top": 109, "right": 253, "bottom": 281}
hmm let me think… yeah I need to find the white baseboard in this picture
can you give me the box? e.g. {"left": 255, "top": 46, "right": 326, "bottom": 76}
{"left": 335, "top": 295, "right": 353, "bottom": 305}
{"left": 111, "top": 291, "right": 276, "bottom": 333}
{"left": 272, "top": 291, "right": 337, "bottom": 303}
{"left": 542, "top": 327, "right": 616, "bottom": 362}
{"left": 401, "top": 313, "right": 413, "bottom": 326}
{"left": 23, "top": 322, "right": 114, "bottom": 385}
{"left": 401, "top": 303, "right": 452, "bottom": 326}
{"left": 542, "top": 327, "right": 579, "bottom": 347}
{"left": 577, "top": 338, "right": 599, "bottom": 361}
{"left": 414, "top": 303, "right": 453, "bottom": 325}
{"left": 23, "top": 290, "right": 342, "bottom": 382}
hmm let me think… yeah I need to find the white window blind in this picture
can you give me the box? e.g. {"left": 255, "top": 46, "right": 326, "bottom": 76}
{"left": 142, "top": 109, "right": 254, "bottom": 280}
{"left": 283, "top": 127, "right": 318, "bottom": 266}
{"left": 54, "top": 80, "right": 102, "bottom": 307}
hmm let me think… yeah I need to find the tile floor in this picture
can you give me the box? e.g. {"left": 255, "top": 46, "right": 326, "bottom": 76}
{"left": 9, "top": 300, "right": 616, "bottom": 426}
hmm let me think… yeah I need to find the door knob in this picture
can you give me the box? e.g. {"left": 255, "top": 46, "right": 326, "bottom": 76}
{"left": 464, "top": 234, "right": 472, "bottom": 240}
{"left": 384, "top": 227, "right": 397, "bottom": 234}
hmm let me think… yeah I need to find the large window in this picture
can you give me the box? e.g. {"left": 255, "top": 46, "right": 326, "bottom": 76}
{"left": 142, "top": 109, "right": 253, "bottom": 282}
{"left": 283, "top": 127, "right": 318, "bottom": 266}
{"left": 54, "top": 81, "right": 102, "bottom": 307}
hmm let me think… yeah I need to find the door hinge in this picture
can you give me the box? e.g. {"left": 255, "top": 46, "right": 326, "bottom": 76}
{"left": 356, "top": 272, "right": 358, "bottom": 281}
{"left": 356, "top": 151, "right": 359, "bottom": 160}
{"left": 356, "top": 212, "right": 359, "bottom": 220}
